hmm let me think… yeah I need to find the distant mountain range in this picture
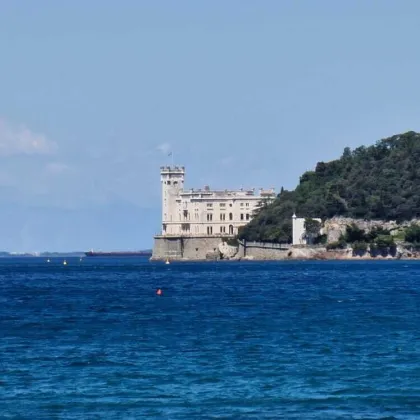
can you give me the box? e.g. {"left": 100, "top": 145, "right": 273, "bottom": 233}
{"left": 0, "top": 251, "right": 85, "bottom": 257}
{"left": 0, "top": 250, "right": 152, "bottom": 257}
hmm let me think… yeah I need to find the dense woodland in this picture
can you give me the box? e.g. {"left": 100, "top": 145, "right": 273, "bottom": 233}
{"left": 238, "top": 131, "right": 420, "bottom": 243}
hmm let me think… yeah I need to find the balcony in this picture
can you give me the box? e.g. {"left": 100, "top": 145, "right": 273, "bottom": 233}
{"left": 154, "top": 232, "right": 235, "bottom": 238}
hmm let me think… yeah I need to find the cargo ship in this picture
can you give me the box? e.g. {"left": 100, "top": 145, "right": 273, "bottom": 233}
{"left": 85, "top": 249, "right": 152, "bottom": 257}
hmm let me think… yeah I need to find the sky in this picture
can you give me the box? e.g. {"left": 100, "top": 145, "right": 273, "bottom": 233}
{"left": 1, "top": 0, "right": 420, "bottom": 252}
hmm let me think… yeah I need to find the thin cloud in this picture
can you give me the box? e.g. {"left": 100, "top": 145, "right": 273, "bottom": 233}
{"left": 157, "top": 142, "right": 171, "bottom": 154}
{"left": 0, "top": 119, "right": 57, "bottom": 156}
{"left": 45, "top": 162, "right": 71, "bottom": 175}
{"left": 218, "top": 156, "right": 235, "bottom": 166}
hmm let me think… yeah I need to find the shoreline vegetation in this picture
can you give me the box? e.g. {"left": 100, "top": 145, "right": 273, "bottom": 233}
{"left": 220, "top": 131, "right": 420, "bottom": 261}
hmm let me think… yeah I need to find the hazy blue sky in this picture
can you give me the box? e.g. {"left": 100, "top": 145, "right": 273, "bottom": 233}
{"left": 1, "top": 1, "right": 420, "bottom": 251}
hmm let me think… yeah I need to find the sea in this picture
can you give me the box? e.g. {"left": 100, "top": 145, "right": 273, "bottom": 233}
{"left": 1, "top": 258, "right": 419, "bottom": 419}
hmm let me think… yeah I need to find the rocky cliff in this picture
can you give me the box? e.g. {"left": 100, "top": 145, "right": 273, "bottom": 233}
{"left": 323, "top": 216, "right": 417, "bottom": 243}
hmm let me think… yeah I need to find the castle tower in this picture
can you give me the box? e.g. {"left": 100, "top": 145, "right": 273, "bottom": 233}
{"left": 160, "top": 166, "right": 185, "bottom": 235}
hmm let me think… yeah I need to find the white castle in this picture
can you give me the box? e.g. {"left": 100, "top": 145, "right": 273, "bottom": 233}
{"left": 159, "top": 166, "right": 276, "bottom": 237}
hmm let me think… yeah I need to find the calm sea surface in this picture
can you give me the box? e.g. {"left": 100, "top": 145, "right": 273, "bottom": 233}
{"left": 1, "top": 258, "right": 420, "bottom": 419}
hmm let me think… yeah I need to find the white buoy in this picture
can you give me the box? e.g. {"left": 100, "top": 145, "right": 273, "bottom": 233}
{"left": 165, "top": 259, "right": 170, "bottom": 265}
{"left": 47, "top": 259, "right": 50, "bottom": 263}
{"left": 63, "top": 260, "right": 67, "bottom": 265}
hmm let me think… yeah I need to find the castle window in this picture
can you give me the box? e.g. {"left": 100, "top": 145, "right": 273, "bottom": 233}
{"left": 240, "top": 214, "right": 244, "bottom": 220}
{"left": 207, "top": 214, "right": 213, "bottom": 221}
{"left": 246, "top": 203, "right": 249, "bottom": 207}
{"left": 240, "top": 203, "right": 244, "bottom": 207}
{"left": 181, "top": 223, "right": 190, "bottom": 232}
{"left": 220, "top": 203, "right": 226, "bottom": 208}
{"left": 207, "top": 226, "right": 213, "bottom": 235}
{"left": 167, "top": 181, "right": 171, "bottom": 185}
{"left": 207, "top": 203, "right": 213, "bottom": 208}
{"left": 246, "top": 213, "right": 250, "bottom": 220}
{"left": 220, "top": 213, "right": 226, "bottom": 221}
{"left": 220, "top": 226, "right": 226, "bottom": 233}
{"left": 229, "top": 213, "right": 233, "bottom": 220}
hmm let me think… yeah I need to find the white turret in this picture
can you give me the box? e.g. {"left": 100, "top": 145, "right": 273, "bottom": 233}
{"left": 160, "top": 166, "right": 185, "bottom": 234}
{"left": 292, "top": 213, "right": 300, "bottom": 245}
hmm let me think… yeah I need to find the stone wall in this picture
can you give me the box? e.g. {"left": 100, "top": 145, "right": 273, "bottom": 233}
{"left": 238, "top": 241, "right": 291, "bottom": 260}
{"left": 151, "top": 237, "right": 183, "bottom": 260}
{"left": 238, "top": 240, "right": 401, "bottom": 260}
{"left": 151, "top": 236, "right": 227, "bottom": 261}
{"left": 152, "top": 236, "right": 420, "bottom": 261}
{"left": 152, "top": 238, "right": 331, "bottom": 261}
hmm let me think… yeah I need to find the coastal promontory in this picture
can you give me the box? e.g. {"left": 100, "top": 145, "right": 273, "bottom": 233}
{"left": 238, "top": 131, "right": 420, "bottom": 258}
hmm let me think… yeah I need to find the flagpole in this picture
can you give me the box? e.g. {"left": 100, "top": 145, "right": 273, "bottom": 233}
{"left": 168, "top": 151, "right": 174, "bottom": 167}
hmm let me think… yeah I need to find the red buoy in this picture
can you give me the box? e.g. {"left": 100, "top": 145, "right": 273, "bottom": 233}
{"left": 156, "top": 288, "right": 162, "bottom": 296}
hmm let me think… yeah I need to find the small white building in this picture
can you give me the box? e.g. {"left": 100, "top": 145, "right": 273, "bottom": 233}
{"left": 159, "top": 166, "right": 276, "bottom": 237}
{"left": 292, "top": 214, "right": 322, "bottom": 245}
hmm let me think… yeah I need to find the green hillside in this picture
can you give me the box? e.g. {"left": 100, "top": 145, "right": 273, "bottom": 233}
{"left": 239, "top": 131, "right": 420, "bottom": 243}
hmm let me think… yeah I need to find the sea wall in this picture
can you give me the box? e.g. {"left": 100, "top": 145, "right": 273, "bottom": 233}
{"left": 238, "top": 241, "right": 340, "bottom": 260}
{"left": 151, "top": 235, "right": 420, "bottom": 262}
{"left": 151, "top": 236, "right": 227, "bottom": 261}
{"left": 238, "top": 241, "right": 291, "bottom": 260}
{"left": 239, "top": 241, "right": 420, "bottom": 260}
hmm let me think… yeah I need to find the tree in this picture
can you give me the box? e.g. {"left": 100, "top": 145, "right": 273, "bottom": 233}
{"left": 405, "top": 224, "right": 420, "bottom": 243}
{"left": 342, "top": 147, "right": 351, "bottom": 159}
{"left": 352, "top": 241, "right": 368, "bottom": 254}
{"left": 344, "top": 224, "right": 366, "bottom": 243}
{"left": 304, "top": 218, "right": 321, "bottom": 244}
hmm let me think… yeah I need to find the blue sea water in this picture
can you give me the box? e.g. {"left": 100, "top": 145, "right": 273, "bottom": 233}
{"left": 1, "top": 258, "right": 420, "bottom": 419}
